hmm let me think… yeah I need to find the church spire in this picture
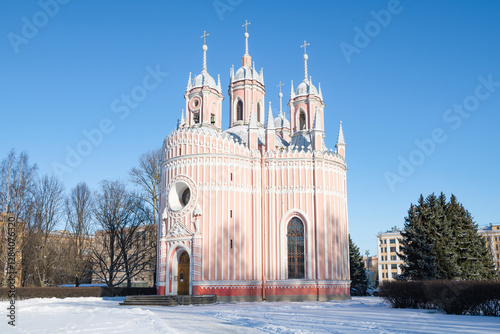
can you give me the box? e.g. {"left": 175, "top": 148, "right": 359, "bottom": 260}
{"left": 336, "top": 121, "right": 346, "bottom": 157}
{"left": 248, "top": 102, "right": 258, "bottom": 129}
{"left": 300, "top": 40, "right": 310, "bottom": 82}
{"left": 266, "top": 102, "right": 275, "bottom": 130}
{"left": 201, "top": 31, "right": 209, "bottom": 72}
{"left": 243, "top": 20, "right": 251, "bottom": 56}
{"left": 312, "top": 107, "right": 322, "bottom": 130}
{"left": 180, "top": 109, "right": 185, "bottom": 126}
{"left": 277, "top": 81, "right": 284, "bottom": 116}
{"left": 337, "top": 121, "right": 345, "bottom": 144}
{"left": 242, "top": 20, "right": 252, "bottom": 67}
{"left": 186, "top": 72, "right": 192, "bottom": 91}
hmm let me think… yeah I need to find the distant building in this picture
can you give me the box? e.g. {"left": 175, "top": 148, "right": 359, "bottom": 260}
{"left": 376, "top": 227, "right": 403, "bottom": 283}
{"left": 478, "top": 224, "right": 500, "bottom": 271}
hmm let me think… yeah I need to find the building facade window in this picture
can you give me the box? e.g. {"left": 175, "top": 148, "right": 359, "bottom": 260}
{"left": 390, "top": 247, "right": 396, "bottom": 252}
{"left": 236, "top": 100, "right": 243, "bottom": 121}
{"left": 287, "top": 217, "right": 305, "bottom": 279}
{"left": 299, "top": 112, "right": 306, "bottom": 130}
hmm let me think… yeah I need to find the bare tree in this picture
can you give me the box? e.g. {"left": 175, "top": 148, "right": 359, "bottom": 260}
{"left": 0, "top": 150, "right": 37, "bottom": 286}
{"left": 92, "top": 180, "right": 154, "bottom": 288}
{"left": 92, "top": 180, "right": 128, "bottom": 288}
{"left": 64, "top": 182, "right": 94, "bottom": 286}
{"left": 129, "top": 148, "right": 160, "bottom": 226}
{"left": 22, "top": 175, "right": 65, "bottom": 287}
{"left": 129, "top": 148, "right": 160, "bottom": 285}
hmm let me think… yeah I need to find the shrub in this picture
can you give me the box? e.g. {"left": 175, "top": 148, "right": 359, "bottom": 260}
{"left": 379, "top": 281, "right": 430, "bottom": 309}
{"left": 0, "top": 287, "right": 156, "bottom": 300}
{"left": 381, "top": 280, "right": 500, "bottom": 316}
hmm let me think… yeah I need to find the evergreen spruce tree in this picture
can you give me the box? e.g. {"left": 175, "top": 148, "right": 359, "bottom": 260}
{"left": 349, "top": 235, "right": 367, "bottom": 293}
{"left": 446, "top": 195, "right": 495, "bottom": 280}
{"left": 399, "top": 201, "right": 437, "bottom": 280}
{"left": 399, "top": 193, "right": 495, "bottom": 281}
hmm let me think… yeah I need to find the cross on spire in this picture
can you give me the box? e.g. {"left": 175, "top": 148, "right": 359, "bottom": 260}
{"left": 201, "top": 31, "right": 209, "bottom": 45}
{"left": 242, "top": 20, "right": 251, "bottom": 32}
{"left": 301, "top": 40, "right": 310, "bottom": 54}
{"left": 200, "top": 31, "right": 209, "bottom": 72}
{"left": 242, "top": 20, "right": 251, "bottom": 57}
{"left": 277, "top": 81, "right": 284, "bottom": 92}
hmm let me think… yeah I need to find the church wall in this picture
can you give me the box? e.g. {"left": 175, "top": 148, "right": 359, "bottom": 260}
{"left": 158, "top": 125, "right": 349, "bottom": 301}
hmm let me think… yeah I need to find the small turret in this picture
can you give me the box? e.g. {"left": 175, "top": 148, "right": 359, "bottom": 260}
{"left": 265, "top": 102, "right": 275, "bottom": 150}
{"left": 335, "top": 121, "right": 346, "bottom": 157}
{"left": 248, "top": 102, "right": 259, "bottom": 150}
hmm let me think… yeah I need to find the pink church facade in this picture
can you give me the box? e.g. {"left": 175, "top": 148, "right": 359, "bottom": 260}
{"left": 157, "top": 25, "right": 350, "bottom": 302}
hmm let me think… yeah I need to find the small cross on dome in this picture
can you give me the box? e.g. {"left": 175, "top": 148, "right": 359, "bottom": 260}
{"left": 201, "top": 31, "right": 209, "bottom": 45}
{"left": 301, "top": 40, "right": 310, "bottom": 54}
{"left": 277, "top": 81, "right": 284, "bottom": 91}
{"left": 242, "top": 20, "right": 251, "bottom": 32}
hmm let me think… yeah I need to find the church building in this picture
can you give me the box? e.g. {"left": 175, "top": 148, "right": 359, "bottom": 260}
{"left": 157, "top": 22, "right": 350, "bottom": 301}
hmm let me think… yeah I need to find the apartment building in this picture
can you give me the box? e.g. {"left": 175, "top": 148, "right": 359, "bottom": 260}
{"left": 376, "top": 227, "right": 404, "bottom": 283}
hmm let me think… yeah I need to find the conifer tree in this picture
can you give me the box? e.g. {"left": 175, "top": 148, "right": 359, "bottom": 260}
{"left": 399, "top": 193, "right": 495, "bottom": 280}
{"left": 399, "top": 201, "right": 437, "bottom": 280}
{"left": 446, "top": 195, "right": 495, "bottom": 280}
{"left": 349, "top": 235, "right": 367, "bottom": 292}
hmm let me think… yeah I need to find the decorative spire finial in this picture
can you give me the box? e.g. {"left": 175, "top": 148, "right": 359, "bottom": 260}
{"left": 266, "top": 101, "right": 275, "bottom": 130}
{"left": 337, "top": 121, "right": 345, "bottom": 145}
{"left": 249, "top": 101, "right": 258, "bottom": 129}
{"left": 300, "top": 40, "right": 310, "bottom": 82}
{"left": 201, "top": 31, "right": 209, "bottom": 72}
{"left": 277, "top": 81, "right": 284, "bottom": 116}
{"left": 243, "top": 20, "right": 251, "bottom": 56}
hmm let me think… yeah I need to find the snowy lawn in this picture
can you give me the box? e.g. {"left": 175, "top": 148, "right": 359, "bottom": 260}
{"left": 1, "top": 296, "right": 499, "bottom": 333}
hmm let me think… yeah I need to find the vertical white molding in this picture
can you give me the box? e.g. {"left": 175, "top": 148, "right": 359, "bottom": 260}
{"left": 323, "top": 164, "right": 328, "bottom": 280}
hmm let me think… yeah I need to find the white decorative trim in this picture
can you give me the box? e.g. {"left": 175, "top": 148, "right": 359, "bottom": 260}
{"left": 166, "top": 220, "right": 194, "bottom": 239}
{"left": 165, "top": 174, "right": 198, "bottom": 219}
{"left": 279, "top": 210, "right": 313, "bottom": 280}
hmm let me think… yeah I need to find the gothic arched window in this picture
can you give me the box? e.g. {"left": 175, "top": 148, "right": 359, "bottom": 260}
{"left": 257, "top": 103, "right": 261, "bottom": 123}
{"left": 299, "top": 112, "right": 306, "bottom": 130}
{"left": 236, "top": 100, "right": 243, "bottom": 121}
{"left": 287, "top": 217, "right": 305, "bottom": 279}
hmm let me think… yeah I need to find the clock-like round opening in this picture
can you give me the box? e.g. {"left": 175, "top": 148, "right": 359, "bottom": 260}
{"left": 168, "top": 181, "right": 191, "bottom": 211}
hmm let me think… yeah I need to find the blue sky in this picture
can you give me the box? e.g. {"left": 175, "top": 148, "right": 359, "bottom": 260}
{"left": 1, "top": 0, "right": 500, "bottom": 255}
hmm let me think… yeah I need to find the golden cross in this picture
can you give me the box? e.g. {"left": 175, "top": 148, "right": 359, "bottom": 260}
{"left": 201, "top": 31, "right": 209, "bottom": 45}
{"left": 242, "top": 20, "right": 251, "bottom": 32}
{"left": 301, "top": 40, "right": 310, "bottom": 54}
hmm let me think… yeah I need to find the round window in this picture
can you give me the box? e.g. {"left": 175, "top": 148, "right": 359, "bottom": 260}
{"left": 168, "top": 181, "right": 192, "bottom": 211}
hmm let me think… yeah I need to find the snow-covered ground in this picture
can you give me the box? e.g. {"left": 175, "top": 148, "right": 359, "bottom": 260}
{"left": 1, "top": 296, "right": 499, "bottom": 333}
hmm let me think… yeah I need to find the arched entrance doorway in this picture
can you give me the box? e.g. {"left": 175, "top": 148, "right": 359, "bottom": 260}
{"left": 177, "top": 251, "right": 190, "bottom": 295}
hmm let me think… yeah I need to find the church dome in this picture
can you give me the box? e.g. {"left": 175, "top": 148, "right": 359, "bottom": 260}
{"left": 232, "top": 66, "right": 263, "bottom": 85}
{"left": 192, "top": 71, "right": 218, "bottom": 91}
{"left": 274, "top": 113, "right": 290, "bottom": 129}
{"left": 295, "top": 80, "right": 318, "bottom": 96}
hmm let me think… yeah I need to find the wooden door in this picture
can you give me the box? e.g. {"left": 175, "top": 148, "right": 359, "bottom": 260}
{"left": 177, "top": 251, "right": 190, "bottom": 295}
